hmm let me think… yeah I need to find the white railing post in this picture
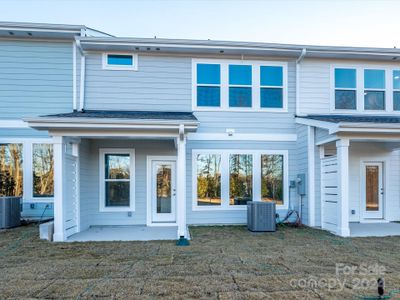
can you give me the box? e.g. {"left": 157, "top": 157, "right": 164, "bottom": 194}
{"left": 336, "top": 138, "right": 350, "bottom": 237}
{"left": 53, "top": 136, "right": 66, "bottom": 241}
{"left": 176, "top": 125, "right": 187, "bottom": 240}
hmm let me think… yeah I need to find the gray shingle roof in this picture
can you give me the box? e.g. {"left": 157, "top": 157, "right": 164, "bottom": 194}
{"left": 43, "top": 110, "right": 198, "bottom": 122}
{"left": 302, "top": 115, "right": 400, "bottom": 124}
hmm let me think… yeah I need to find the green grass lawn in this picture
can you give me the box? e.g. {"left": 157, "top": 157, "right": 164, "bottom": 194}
{"left": 1, "top": 224, "right": 400, "bottom": 299}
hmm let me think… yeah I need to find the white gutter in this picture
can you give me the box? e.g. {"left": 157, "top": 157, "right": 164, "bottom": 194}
{"left": 79, "top": 54, "right": 85, "bottom": 111}
{"left": 295, "top": 48, "right": 307, "bottom": 116}
{"left": 72, "top": 41, "right": 77, "bottom": 111}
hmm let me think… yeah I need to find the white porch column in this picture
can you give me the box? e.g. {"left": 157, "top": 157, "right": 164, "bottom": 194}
{"left": 307, "top": 126, "right": 316, "bottom": 227}
{"left": 176, "top": 125, "right": 187, "bottom": 239}
{"left": 53, "top": 136, "right": 66, "bottom": 242}
{"left": 336, "top": 138, "right": 350, "bottom": 237}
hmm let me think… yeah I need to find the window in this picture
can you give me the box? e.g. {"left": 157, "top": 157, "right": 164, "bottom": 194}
{"left": 364, "top": 69, "right": 385, "bottom": 110}
{"left": 261, "top": 155, "right": 283, "bottom": 205}
{"left": 193, "top": 59, "right": 288, "bottom": 111}
{"left": 229, "top": 154, "right": 253, "bottom": 205}
{"left": 196, "top": 154, "right": 221, "bottom": 206}
{"left": 334, "top": 68, "right": 357, "bottom": 110}
{"left": 0, "top": 144, "right": 23, "bottom": 197}
{"left": 229, "top": 65, "right": 252, "bottom": 108}
{"left": 32, "top": 144, "right": 54, "bottom": 198}
{"left": 260, "top": 66, "right": 283, "bottom": 108}
{"left": 193, "top": 150, "right": 288, "bottom": 210}
{"left": 102, "top": 53, "right": 138, "bottom": 70}
{"left": 394, "top": 70, "right": 400, "bottom": 111}
{"left": 196, "top": 64, "right": 221, "bottom": 107}
{"left": 99, "top": 149, "right": 135, "bottom": 211}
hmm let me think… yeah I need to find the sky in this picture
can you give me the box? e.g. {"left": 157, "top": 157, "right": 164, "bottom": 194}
{"left": 1, "top": 0, "right": 400, "bottom": 48}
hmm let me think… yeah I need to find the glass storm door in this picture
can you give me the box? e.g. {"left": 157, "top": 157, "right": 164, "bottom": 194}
{"left": 151, "top": 160, "right": 176, "bottom": 223}
{"left": 362, "top": 162, "right": 383, "bottom": 219}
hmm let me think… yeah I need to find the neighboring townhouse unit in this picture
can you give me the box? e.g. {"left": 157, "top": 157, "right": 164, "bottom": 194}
{"left": 2, "top": 22, "right": 400, "bottom": 241}
{"left": 0, "top": 22, "right": 110, "bottom": 220}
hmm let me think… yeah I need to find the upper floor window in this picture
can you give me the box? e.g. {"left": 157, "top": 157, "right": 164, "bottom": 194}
{"left": 193, "top": 59, "right": 288, "bottom": 112}
{"left": 364, "top": 69, "right": 385, "bottom": 110}
{"left": 332, "top": 66, "right": 400, "bottom": 113}
{"left": 196, "top": 64, "right": 221, "bottom": 107}
{"left": 229, "top": 65, "right": 252, "bottom": 108}
{"left": 260, "top": 66, "right": 284, "bottom": 108}
{"left": 393, "top": 70, "right": 400, "bottom": 111}
{"left": 102, "top": 53, "right": 138, "bottom": 70}
{"left": 334, "top": 68, "right": 356, "bottom": 110}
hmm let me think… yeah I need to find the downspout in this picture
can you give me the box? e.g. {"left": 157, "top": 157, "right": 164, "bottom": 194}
{"left": 76, "top": 39, "right": 85, "bottom": 112}
{"left": 72, "top": 41, "right": 77, "bottom": 111}
{"left": 295, "top": 48, "right": 307, "bottom": 116}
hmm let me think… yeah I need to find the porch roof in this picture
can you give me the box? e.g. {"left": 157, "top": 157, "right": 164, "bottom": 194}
{"left": 296, "top": 114, "right": 400, "bottom": 135}
{"left": 24, "top": 110, "right": 199, "bottom": 136}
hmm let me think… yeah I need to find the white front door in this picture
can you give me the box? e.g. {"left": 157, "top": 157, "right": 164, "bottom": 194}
{"left": 361, "top": 162, "right": 384, "bottom": 219}
{"left": 151, "top": 160, "right": 177, "bottom": 223}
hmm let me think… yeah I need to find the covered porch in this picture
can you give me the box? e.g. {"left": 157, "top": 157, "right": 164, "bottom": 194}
{"left": 297, "top": 115, "right": 400, "bottom": 237}
{"left": 25, "top": 110, "right": 199, "bottom": 242}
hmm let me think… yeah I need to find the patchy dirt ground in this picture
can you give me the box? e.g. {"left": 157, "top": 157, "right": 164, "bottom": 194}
{"left": 1, "top": 224, "right": 400, "bottom": 299}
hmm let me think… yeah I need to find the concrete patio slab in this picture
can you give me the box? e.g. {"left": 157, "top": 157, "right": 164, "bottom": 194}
{"left": 350, "top": 222, "right": 400, "bottom": 237}
{"left": 67, "top": 225, "right": 178, "bottom": 242}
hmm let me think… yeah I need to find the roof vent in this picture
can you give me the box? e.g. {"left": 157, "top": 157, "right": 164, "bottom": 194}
{"left": 8, "top": 31, "right": 14, "bottom": 35}
{"left": 146, "top": 47, "right": 151, "bottom": 51}
{"left": 27, "top": 32, "right": 32, "bottom": 36}
{"left": 220, "top": 50, "right": 224, "bottom": 53}
{"left": 135, "top": 47, "right": 139, "bottom": 50}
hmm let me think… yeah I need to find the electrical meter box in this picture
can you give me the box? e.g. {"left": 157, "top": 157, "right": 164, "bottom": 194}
{"left": 297, "top": 173, "right": 306, "bottom": 196}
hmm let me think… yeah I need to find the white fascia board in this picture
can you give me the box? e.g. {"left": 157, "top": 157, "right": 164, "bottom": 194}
{"left": 24, "top": 117, "right": 198, "bottom": 125}
{"left": 0, "top": 120, "right": 29, "bottom": 128}
{"left": 295, "top": 117, "right": 338, "bottom": 133}
{"left": 338, "top": 122, "right": 400, "bottom": 129}
{"left": 187, "top": 133, "right": 297, "bottom": 142}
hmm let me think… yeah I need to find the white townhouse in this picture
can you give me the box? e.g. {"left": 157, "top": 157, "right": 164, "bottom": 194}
{"left": 1, "top": 22, "right": 400, "bottom": 241}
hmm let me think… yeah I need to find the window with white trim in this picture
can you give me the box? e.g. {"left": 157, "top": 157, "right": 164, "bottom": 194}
{"left": 0, "top": 139, "right": 54, "bottom": 201}
{"left": 193, "top": 150, "right": 288, "bottom": 210}
{"left": 99, "top": 149, "right": 135, "bottom": 212}
{"left": 260, "top": 66, "right": 284, "bottom": 108}
{"left": 196, "top": 64, "right": 221, "bottom": 107}
{"left": 364, "top": 69, "right": 385, "bottom": 110}
{"left": 193, "top": 59, "right": 288, "bottom": 111}
{"left": 332, "top": 65, "right": 400, "bottom": 112}
{"left": 229, "top": 65, "right": 252, "bottom": 108}
{"left": 393, "top": 70, "right": 400, "bottom": 111}
{"left": 32, "top": 144, "right": 54, "bottom": 198}
{"left": 0, "top": 143, "right": 23, "bottom": 197}
{"left": 196, "top": 154, "right": 221, "bottom": 206}
{"left": 102, "top": 53, "right": 138, "bottom": 70}
{"left": 334, "top": 68, "right": 357, "bottom": 110}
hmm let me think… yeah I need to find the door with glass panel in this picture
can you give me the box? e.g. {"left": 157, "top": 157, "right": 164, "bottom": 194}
{"left": 362, "top": 162, "right": 384, "bottom": 219}
{"left": 151, "top": 160, "right": 176, "bottom": 223}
